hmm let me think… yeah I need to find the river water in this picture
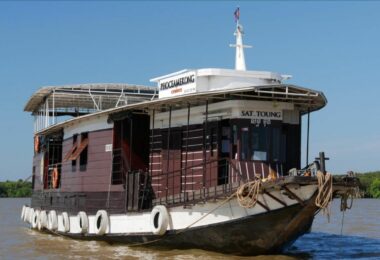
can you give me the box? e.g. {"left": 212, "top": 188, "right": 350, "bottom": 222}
{"left": 1, "top": 198, "right": 379, "bottom": 259}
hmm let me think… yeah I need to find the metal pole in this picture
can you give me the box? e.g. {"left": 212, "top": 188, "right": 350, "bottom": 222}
{"left": 306, "top": 108, "right": 310, "bottom": 166}
{"left": 184, "top": 103, "right": 190, "bottom": 202}
{"left": 150, "top": 109, "right": 155, "bottom": 179}
{"left": 203, "top": 99, "right": 209, "bottom": 194}
{"left": 166, "top": 106, "right": 172, "bottom": 203}
{"left": 52, "top": 89, "right": 55, "bottom": 124}
{"left": 319, "top": 152, "right": 326, "bottom": 174}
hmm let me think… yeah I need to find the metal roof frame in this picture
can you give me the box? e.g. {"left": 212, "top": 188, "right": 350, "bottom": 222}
{"left": 35, "top": 83, "right": 327, "bottom": 136}
{"left": 24, "top": 83, "right": 158, "bottom": 113}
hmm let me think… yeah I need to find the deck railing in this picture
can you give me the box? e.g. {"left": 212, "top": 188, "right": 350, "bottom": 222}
{"left": 149, "top": 157, "right": 244, "bottom": 207}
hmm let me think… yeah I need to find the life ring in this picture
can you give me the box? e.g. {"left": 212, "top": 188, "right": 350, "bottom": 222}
{"left": 38, "top": 210, "right": 48, "bottom": 230}
{"left": 52, "top": 167, "right": 59, "bottom": 189}
{"left": 31, "top": 210, "right": 40, "bottom": 229}
{"left": 34, "top": 136, "right": 39, "bottom": 153}
{"left": 150, "top": 205, "right": 170, "bottom": 235}
{"left": 94, "top": 210, "right": 109, "bottom": 235}
{"left": 61, "top": 212, "right": 70, "bottom": 232}
{"left": 28, "top": 208, "right": 35, "bottom": 224}
{"left": 77, "top": 211, "right": 89, "bottom": 234}
{"left": 48, "top": 210, "right": 58, "bottom": 231}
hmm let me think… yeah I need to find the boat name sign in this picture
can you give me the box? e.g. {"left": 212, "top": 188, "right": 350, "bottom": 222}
{"left": 240, "top": 110, "right": 282, "bottom": 127}
{"left": 240, "top": 110, "right": 282, "bottom": 120}
{"left": 159, "top": 71, "right": 196, "bottom": 98}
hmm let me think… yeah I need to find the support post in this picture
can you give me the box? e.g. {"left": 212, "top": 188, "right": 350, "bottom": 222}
{"left": 149, "top": 109, "right": 155, "bottom": 180}
{"left": 165, "top": 106, "right": 172, "bottom": 204}
{"left": 306, "top": 107, "right": 310, "bottom": 166}
{"left": 52, "top": 89, "right": 55, "bottom": 124}
{"left": 184, "top": 103, "right": 190, "bottom": 202}
{"left": 203, "top": 100, "right": 209, "bottom": 195}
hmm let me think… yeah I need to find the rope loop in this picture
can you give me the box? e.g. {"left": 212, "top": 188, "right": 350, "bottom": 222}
{"left": 236, "top": 179, "right": 262, "bottom": 208}
{"left": 315, "top": 171, "right": 333, "bottom": 209}
{"left": 315, "top": 171, "right": 333, "bottom": 221}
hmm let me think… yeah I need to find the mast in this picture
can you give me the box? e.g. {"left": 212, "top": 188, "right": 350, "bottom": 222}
{"left": 230, "top": 7, "right": 252, "bottom": 71}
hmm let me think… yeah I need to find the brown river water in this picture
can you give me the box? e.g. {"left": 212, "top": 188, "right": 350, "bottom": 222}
{"left": 0, "top": 198, "right": 379, "bottom": 259}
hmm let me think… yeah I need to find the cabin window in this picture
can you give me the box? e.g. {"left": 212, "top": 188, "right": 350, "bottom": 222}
{"left": 240, "top": 127, "right": 249, "bottom": 160}
{"left": 62, "top": 134, "right": 78, "bottom": 171}
{"left": 71, "top": 134, "right": 78, "bottom": 171}
{"left": 63, "top": 133, "right": 89, "bottom": 171}
{"left": 232, "top": 125, "right": 238, "bottom": 159}
{"left": 79, "top": 133, "right": 88, "bottom": 171}
{"left": 251, "top": 127, "right": 269, "bottom": 161}
{"left": 236, "top": 122, "right": 286, "bottom": 162}
{"left": 221, "top": 126, "right": 230, "bottom": 155}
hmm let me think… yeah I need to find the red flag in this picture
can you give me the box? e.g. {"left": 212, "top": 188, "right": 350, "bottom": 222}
{"left": 234, "top": 7, "right": 240, "bottom": 22}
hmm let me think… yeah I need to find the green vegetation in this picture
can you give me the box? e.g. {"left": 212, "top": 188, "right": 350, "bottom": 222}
{"left": 0, "top": 180, "right": 32, "bottom": 198}
{"left": 1, "top": 172, "right": 379, "bottom": 199}
{"left": 354, "top": 171, "right": 380, "bottom": 198}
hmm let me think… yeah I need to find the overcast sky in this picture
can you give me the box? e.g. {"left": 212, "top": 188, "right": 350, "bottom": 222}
{"left": 1, "top": 1, "right": 379, "bottom": 181}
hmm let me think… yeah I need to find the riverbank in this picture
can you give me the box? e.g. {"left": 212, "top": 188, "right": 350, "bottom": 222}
{"left": 354, "top": 171, "right": 380, "bottom": 198}
{"left": 1, "top": 171, "right": 379, "bottom": 198}
{"left": 0, "top": 180, "right": 32, "bottom": 198}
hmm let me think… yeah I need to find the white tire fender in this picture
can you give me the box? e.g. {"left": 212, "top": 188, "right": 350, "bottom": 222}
{"left": 21, "top": 205, "right": 26, "bottom": 221}
{"left": 61, "top": 212, "right": 70, "bottom": 232}
{"left": 38, "top": 210, "right": 48, "bottom": 230}
{"left": 48, "top": 210, "right": 58, "bottom": 231}
{"left": 94, "top": 210, "right": 109, "bottom": 235}
{"left": 31, "top": 210, "right": 40, "bottom": 229}
{"left": 28, "top": 208, "right": 35, "bottom": 224}
{"left": 150, "top": 205, "right": 170, "bottom": 235}
{"left": 77, "top": 211, "right": 88, "bottom": 234}
{"left": 24, "top": 207, "right": 31, "bottom": 222}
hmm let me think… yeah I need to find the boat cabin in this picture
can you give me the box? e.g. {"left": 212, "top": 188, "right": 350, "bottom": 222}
{"left": 25, "top": 69, "right": 326, "bottom": 214}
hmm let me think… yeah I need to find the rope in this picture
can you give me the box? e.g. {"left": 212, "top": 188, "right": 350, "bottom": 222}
{"left": 340, "top": 191, "right": 354, "bottom": 212}
{"left": 315, "top": 171, "right": 333, "bottom": 221}
{"left": 339, "top": 188, "right": 355, "bottom": 236}
{"left": 236, "top": 179, "right": 262, "bottom": 208}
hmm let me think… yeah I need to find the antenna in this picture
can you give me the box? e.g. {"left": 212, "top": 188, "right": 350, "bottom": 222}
{"left": 229, "top": 7, "right": 252, "bottom": 71}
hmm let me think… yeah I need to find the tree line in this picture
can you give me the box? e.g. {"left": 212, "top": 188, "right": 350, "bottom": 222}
{"left": 0, "top": 171, "right": 379, "bottom": 198}
{"left": 355, "top": 171, "right": 380, "bottom": 198}
{"left": 0, "top": 180, "right": 32, "bottom": 198}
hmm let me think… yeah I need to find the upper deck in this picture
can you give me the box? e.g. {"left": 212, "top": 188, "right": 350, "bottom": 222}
{"left": 24, "top": 83, "right": 157, "bottom": 133}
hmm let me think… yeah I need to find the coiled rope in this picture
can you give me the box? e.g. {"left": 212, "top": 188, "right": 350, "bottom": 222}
{"left": 236, "top": 179, "right": 262, "bottom": 208}
{"left": 315, "top": 170, "right": 333, "bottom": 220}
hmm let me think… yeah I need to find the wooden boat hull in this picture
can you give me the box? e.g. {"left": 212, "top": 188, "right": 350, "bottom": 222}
{"left": 56, "top": 197, "right": 317, "bottom": 256}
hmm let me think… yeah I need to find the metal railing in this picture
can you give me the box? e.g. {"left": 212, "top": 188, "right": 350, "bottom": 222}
{"left": 150, "top": 157, "right": 243, "bottom": 207}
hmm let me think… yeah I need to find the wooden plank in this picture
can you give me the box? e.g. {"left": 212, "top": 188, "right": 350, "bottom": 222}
{"left": 282, "top": 185, "right": 305, "bottom": 206}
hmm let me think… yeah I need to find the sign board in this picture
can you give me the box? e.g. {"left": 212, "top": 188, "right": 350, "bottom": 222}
{"left": 158, "top": 71, "right": 196, "bottom": 98}
{"left": 240, "top": 110, "right": 282, "bottom": 127}
{"left": 105, "top": 144, "right": 112, "bottom": 152}
{"left": 240, "top": 110, "right": 282, "bottom": 120}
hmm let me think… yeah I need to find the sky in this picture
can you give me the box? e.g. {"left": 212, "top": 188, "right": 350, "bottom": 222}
{"left": 1, "top": 1, "right": 380, "bottom": 181}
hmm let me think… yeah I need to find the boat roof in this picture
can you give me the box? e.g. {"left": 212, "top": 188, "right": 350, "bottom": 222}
{"left": 24, "top": 83, "right": 158, "bottom": 114}
{"left": 35, "top": 82, "right": 327, "bottom": 136}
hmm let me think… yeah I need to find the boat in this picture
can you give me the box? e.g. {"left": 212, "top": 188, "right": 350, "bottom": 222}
{"left": 20, "top": 9, "right": 358, "bottom": 256}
